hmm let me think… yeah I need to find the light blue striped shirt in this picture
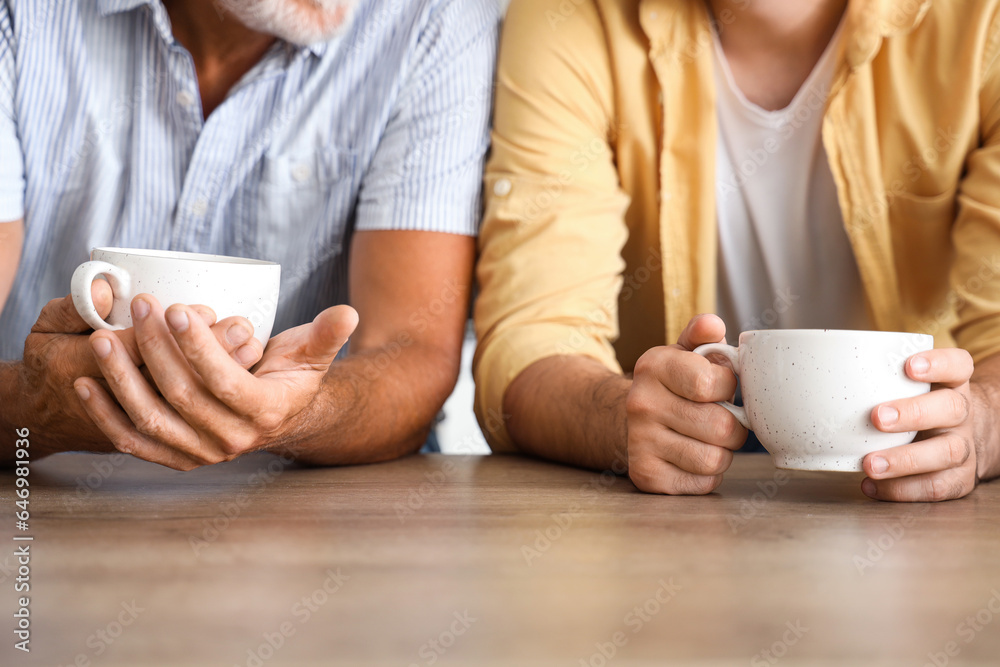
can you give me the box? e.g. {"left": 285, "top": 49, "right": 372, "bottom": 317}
{"left": 0, "top": 0, "right": 497, "bottom": 359}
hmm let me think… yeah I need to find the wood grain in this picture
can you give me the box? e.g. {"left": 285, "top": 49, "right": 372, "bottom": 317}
{"left": 2, "top": 452, "right": 999, "bottom": 666}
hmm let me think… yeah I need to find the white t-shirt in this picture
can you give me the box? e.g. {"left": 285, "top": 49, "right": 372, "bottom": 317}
{"left": 713, "top": 23, "right": 870, "bottom": 342}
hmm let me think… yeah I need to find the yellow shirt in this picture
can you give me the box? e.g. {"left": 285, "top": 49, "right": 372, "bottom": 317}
{"left": 474, "top": 0, "right": 1000, "bottom": 452}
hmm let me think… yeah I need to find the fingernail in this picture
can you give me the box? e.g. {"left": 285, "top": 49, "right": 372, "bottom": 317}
{"left": 877, "top": 405, "right": 899, "bottom": 427}
{"left": 166, "top": 309, "right": 189, "bottom": 333}
{"left": 870, "top": 456, "right": 889, "bottom": 474}
{"left": 92, "top": 337, "right": 112, "bottom": 359}
{"left": 75, "top": 383, "right": 91, "bottom": 401}
{"left": 862, "top": 479, "right": 877, "bottom": 498}
{"left": 227, "top": 324, "right": 252, "bottom": 346}
{"left": 910, "top": 355, "right": 930, "bottom": 375}
{"left": 235, "top": 345, "right": 258, "bottom": 366}
{"left": 132, "top": 298, "right": 150, "bottom": 321}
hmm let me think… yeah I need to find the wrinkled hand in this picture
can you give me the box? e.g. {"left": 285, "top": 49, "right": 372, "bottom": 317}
{"left": 863, "top": 348, "right": 978, "bottom": 502}
{"left": 22, "top": 281, "right": 252, "bottom": 455}
{"left": 627, "top": 314, "right": 748, "bottom": 494}
{"left": 74, "top": 294, "right": 359, "bottom": 470}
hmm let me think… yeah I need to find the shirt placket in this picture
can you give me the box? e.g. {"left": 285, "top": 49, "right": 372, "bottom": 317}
{"left": 823, "top": 7, "right": 906, "bottom": 333}
{"left": 168, "top": 44, "right": 293, "bottom": 253}
{"left": 640, "top": 0, "right": 718, "bottom": 345}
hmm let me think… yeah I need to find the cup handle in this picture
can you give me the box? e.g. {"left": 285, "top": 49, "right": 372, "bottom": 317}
{"left": 71, "top": 261, "right": 131, "bottom": 331}
{"left": 691, "top": 342, "right": 751, "bottom": 430}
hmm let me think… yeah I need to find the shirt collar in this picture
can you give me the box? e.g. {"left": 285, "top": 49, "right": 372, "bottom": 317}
{"left": 96, "top": 0, "right": 328, "bottom": 59}
{"left": 638, "top": 0, "right": 931, "bottom": 70}
{"left": 844, "top": 0, "right": 932, "bottom": 68}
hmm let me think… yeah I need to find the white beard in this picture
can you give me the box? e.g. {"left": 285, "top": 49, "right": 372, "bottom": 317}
{"left": 214, "top": 0, "right": 359, "bottom": 46}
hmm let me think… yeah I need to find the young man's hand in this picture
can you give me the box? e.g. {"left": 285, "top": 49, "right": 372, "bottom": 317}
{"left": 626, "top": 314, "right": 747, "bottom": 495}
{"left": 864, "top": 348, "right": 979, "bottom": 501}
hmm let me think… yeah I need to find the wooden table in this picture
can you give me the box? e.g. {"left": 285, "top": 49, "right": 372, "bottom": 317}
{"left": 2, "top": 452, "right": 999, "bottom": 666}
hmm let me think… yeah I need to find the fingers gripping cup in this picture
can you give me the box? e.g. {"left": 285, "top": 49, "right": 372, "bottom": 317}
{"left": 693, "top": 329, "right": 933, "bottom": 471}
{"left": 71, "top": 248, "right": 281, "bottom": 346}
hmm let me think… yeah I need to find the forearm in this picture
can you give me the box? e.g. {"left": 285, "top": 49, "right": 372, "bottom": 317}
{"left": 270, "top": 343, "right": 458, "bottom": 466}
{"left": 0, "top": 362, "right": 26, "bottom": 464}
{"left": 0, "top": 360, "right": 116, "bottom": 465}
{"left": 503, "top": 355, "right": 630, "bottom": 472}
{"left": 0, "top": 219, "right": 23, "bottom": 313}
{"left": 0, "top": 361, "right": 70, "bottom": 465}
{"left": 971, "top": 353, "right": 1000, "bottom": 482}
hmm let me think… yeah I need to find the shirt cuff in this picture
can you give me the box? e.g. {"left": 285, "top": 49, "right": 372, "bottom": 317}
{"left": 0, "top": 191, "right": 22, "bottom": 222}
{"left": 356, "top": 201, "right": 481, "bottom": 237}
{"left": 473, "top": 322, "right": 623, "bottom": 453}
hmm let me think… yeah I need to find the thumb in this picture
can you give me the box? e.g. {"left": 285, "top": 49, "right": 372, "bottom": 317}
{"left": 676, "top": 313, "right": 727, "bottom": 351}
{"left": 32, "top": 280, "right": 114, "bottom": 335}
{"left": 302, "top": 305, "right": 359, "bottom": 365}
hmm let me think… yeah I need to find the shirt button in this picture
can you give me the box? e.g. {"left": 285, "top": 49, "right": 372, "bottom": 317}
{"left": 493, "top": 178, "right": 512, "bottom": 197}
{"left": 190, "top": 198, "right": 209, "bottom": 216}
{"left": 176, "top": 90, "right": 197, "bottom": 108}
{"left": 672, "top": 288, "right": 681, "bottom": 297}
{"left": 291, "top": 164, "right": 312, "bottom": 183}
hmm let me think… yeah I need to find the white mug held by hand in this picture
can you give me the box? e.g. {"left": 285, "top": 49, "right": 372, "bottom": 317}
{"left": 71, "top": 248, "right": 281, "bottom": 346}
{"left": 693, "top": 329, "right": 933, "bottom": 471}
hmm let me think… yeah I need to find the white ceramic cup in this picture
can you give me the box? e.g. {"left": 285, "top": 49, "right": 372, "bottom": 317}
{"left": 71, "top": 248, "right": 281, "bottom": 346}
{"left": 692, "top": 329, "right": 934, "bottom": 471}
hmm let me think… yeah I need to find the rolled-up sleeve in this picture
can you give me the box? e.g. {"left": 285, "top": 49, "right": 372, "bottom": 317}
{"left": 951, "top": 20, "right": 1000, "bottom": 363}
{"left": 473, "top": 0, "right": 631, "bottom": 452}
{"left": 0, "top": 1, "right": 24, "bottom": 222}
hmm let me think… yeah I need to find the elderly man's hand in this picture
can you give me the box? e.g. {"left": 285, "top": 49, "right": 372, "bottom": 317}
{"left": 73, "top": 294, "right": 358, "bottom": 470}
{"left": 863, "top": 348, "right": 980, "bottom": 502}
{"left": 20, "top": 281, "right": 259, "bottom": 456}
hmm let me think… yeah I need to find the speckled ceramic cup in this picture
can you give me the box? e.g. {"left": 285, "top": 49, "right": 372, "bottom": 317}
{"left": 71, "top": 248, "right": 281, "bottom": 346}
{"left": 693, "top": 330, "right": 933, "bottom": 471}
